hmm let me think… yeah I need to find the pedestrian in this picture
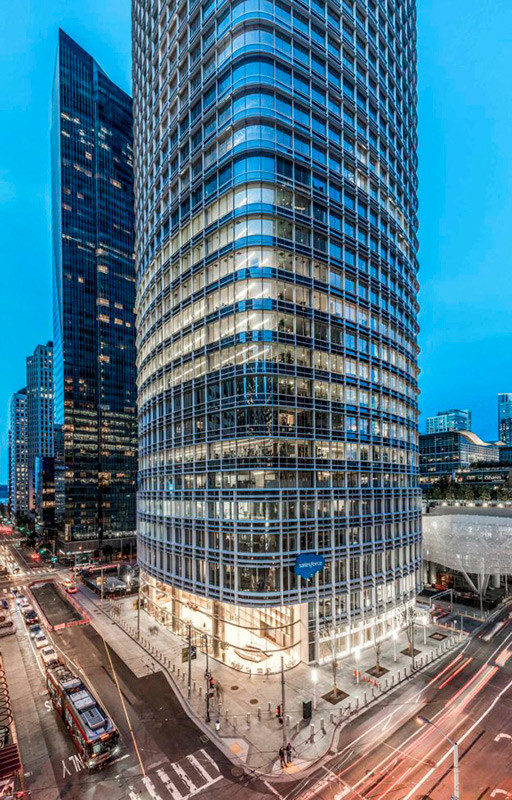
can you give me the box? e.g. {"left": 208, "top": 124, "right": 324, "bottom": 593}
{"left": 215, "top": 719, "right": 220, "bottom": 732}
{"left": 286, "top": 742, "right": 294, "bottom": 764}
{"left": 279, "top": 745, "right": 286, "bottom": 768}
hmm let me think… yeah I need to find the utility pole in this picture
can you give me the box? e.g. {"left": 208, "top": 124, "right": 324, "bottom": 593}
{"left": 188, "top": 624, "right": 192, "bottom": 698}
{"left": 204, "top": 633, "right": 210, "bottom": 722}
{"left": 137, "top": 583, "right": 141, "bottom": 640}
{"left": 280, "top": 655, "right": 286, "bottom": 747}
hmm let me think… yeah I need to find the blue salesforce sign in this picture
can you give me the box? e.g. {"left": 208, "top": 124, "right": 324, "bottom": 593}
{"left": 294, "top": 553, "right": 325, "bottom": 580}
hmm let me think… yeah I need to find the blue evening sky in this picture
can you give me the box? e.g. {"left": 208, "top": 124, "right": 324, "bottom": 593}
{"left": 1, "top": 1, "right": 511, "bottom": 481}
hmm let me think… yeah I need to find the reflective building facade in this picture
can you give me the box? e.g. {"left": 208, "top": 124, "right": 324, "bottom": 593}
{"left": 8, "top": 388, "right": 29, "bottom": 518}
{"left": 52, "top": 30, "right": 137, "bottom": 557}
{"left": 134, "top": 0, "right": 421, "bottom": 669}
{"left": 26, "top": 341, "right": 54, "bottom": 526}
{"left": 426, "top": 408, "right": 471, "bottom": 435}
{"left": 498, "top": 393, "right": 512, "bottom": 446}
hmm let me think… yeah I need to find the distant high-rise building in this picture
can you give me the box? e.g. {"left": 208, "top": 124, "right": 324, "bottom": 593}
{"left": 8, "top": 388, "right": 29, "bottom": 518}
{"left": 426, "top": 409, "right": 471, "bottom": 434}
{"left": 26, "top": 341, "right": 54, "bottom": 526}
{"left": 498, "top": 394, "right": 512, "bottom": 445}
{"left": 51, "top": 30, "right": 137, "bottom": 559}
{"left": 133, "top": 0, "right": 421, "bottom": 669}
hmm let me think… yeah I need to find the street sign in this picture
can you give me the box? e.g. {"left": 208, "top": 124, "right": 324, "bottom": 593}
{"left": 182, "top": 645, "right": 197, "bottom": 663}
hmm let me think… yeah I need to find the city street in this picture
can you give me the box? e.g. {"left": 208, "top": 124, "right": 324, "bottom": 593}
{"left": 2, "top": 526, "right": 512, "bottom": 800}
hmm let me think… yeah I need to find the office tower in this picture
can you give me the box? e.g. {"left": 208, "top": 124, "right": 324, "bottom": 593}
{"left": 133, "top": 0, "right": 421, "bottom": 669}
{"left": 26, "top": 341, "right": 54, "bottom": 528}
{"left": 8, "top": 388, "right": 29, "bottom": 518}
{"left": 426, "top": 408, "right": 471, "bottom": 435}
{"left": 498, "top": 394, "right": 512, "bottom": 445}
{"left": 51, "top": 30, "right": 137, "bottom": 560}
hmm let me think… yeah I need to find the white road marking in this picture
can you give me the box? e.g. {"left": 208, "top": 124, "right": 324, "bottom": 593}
{"left": 198, "top": 748, "right": 218, "bottom": 772}
{"left": 142, "top": 776, "right": 164, "bottom": 799}
{"left": 186, "top": 753, "right": 212, "bottom": 782}
{"left": 494, "top": 733, "right": 512, "bottom": 742}
{"left": 491, "top": 791, "right": 510, "bottom": 798}
{"left": 172, "top": 763, "right": 197, "bottom": 794}
{"left": 156, "top": 768, "right": 184, "bottom": 799}
{"left": 128, "top": 787, "right": 140, "bottom": 800}
{"left": 62, "top": 759, "right": 71, "bottom": 778}
{"left": 264, "top": 780, "right": 286, "bottom": 799}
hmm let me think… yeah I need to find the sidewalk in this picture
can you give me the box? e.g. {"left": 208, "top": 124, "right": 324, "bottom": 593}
{"left": 75, "top": 585, "right": 465, "bottom": 774}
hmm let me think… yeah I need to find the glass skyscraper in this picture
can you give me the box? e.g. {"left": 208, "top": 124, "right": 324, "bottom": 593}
{"left": 498, "top": 393, "right": 512, "bottom": 445}
{"left": 8, "top": 388, "right": 29, "bottom": 519}
{"left": 425, "top": 408, "right": 471, "bottom": 435}
{"left": 134, "top": 0, "right": 421, "bottom": 670}
{"left": 51, "top": 30, "right": 137, "bottom": 559}
{"left": 26, "top": 341, "right": 54, "bottom": 527}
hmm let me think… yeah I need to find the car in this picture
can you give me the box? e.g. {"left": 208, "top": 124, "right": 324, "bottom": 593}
{"left": 66, "top": 586, "right": 78, "bottom": 594}
{"left": 34, "top": 633, "right": 49, "bottom": 649}
{"left": 30, "top": 624, "right": 42, "bottom": 639}
{"left": 0, "top": 599, "right": 8, "bottom": 609}
{"left": 12, "top": 566, "right": 20, "bottom": 573}
{"left": 40, "top": 647, "right": 59, "bottom": 668}
{"left": 20, "top": 601, "right": 32, "bottom": 613}
{"left": 25, "top": 612, "right": 39, "bottom": 625}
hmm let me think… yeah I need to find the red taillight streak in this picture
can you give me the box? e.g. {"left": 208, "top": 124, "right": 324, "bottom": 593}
{"left": 444, "top": 664, "right": 488, "bottom": 707}
{"left": 437, "top": 657, "right": 472, "bottom": 690}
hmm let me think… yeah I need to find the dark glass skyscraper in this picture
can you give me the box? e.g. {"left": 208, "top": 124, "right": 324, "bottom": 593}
{"left": 498, "top": 393, "right": 512, "bottom": 445}
{"left": 26, "top": 341, "right": 54, "bottom": 527}
{"left": 52, "top": 30, "right": 137, "bottom": 558}
{"left": 134, "top": 0, "right": 421, "bottom": 670}
{"left": 8, "top": 388, "right": 28, "bottom": 519}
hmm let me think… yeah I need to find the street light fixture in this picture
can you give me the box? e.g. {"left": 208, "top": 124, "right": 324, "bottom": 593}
{"left": 417, "top": 715, "right": 459, "bottom": 800}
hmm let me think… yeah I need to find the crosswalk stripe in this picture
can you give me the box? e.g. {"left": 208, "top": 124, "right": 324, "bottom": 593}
{"left": 186, "top": 754, "right": 214, "bottom": 783}
{"left": 156, "top": 768, "right": 184, "bottom": 799}
{"left": 172, "top": 763, "right": 198, "bottom": 795}
{"left": 129, "top": 788, "right": 139, "bottom": 800}
{"left": 199, "top": 748, "right": 220, "bottom": 773}
{"left": 142, "top": 776, "right": 164, "bottom": 799}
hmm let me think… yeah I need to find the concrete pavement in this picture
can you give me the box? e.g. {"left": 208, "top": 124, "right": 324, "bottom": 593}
{"left": 73, "top": 583, "right": 466, "bottom": 775}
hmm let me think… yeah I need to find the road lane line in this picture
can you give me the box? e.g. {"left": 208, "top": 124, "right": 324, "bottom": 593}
{"left": 199, "top": 749, "right": 220, "bottom": 773}
{"left": 172, "top": 762, "right": 198, "bottom": 794}
{"left": 402, "top": 670, "right": 512, "bottom": 800}
{"left": 142, "top": 775, "right": 164, "bottom": 799}
{"left": 103, "top": 639, "right": 146, "bottom": 778}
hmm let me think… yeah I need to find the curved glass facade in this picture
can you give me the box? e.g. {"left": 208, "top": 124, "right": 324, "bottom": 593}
{"left": 134, "top": 0, "right": 421, "bottom": 669}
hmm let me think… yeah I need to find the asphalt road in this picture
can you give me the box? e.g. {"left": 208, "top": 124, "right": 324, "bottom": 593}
{"left": 2, "top": 527, "right": 512, "bottom": 800}
{"left": 283, "top": 603, "right": 512, "bottom": 800}
{"left": 32, "top": 581, "right": 82, "bottom": 626}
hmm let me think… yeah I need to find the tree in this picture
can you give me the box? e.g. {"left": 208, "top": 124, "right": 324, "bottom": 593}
{"left": 401, "top": 604, "right": 418, "bottom": 664}
{"left": 321, "top": 626, "right": 340, "bottom": 697}
{"left": 372, "top": 618, "right": 384, "bottom": 675}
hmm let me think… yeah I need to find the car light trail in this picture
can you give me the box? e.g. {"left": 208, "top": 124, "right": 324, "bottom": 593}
{"left": 437, "top": 657, "right": 472, "bottom": 690}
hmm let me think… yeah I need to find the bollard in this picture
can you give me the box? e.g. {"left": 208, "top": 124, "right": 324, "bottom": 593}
{"left": 310, "top": 724, "right": 315, "bottom": 742}
{"left": 225, "top": 709, "right": 229, "bottom": 720}
{"left": 321, "top": 718, "right": 326, "bottom": 734}
{"left": 177, "top": 668, "right": 180, "bottom": 678}
{"left": 247, "top": 713, "right": 250, "bottom": 726}
{"left": 384, "top": 678, "right": 388, "bottom": 690}
{"left": 363, "top": 691, "right": 367, "bottom": 705}
{"left": 268, "top": 701, "right": 272, "bottom": 716}
{"left": 372, "top": 687, "right": 376, "bottom": 698}
{"left": 198, "top": 687, "right": 202, "bottom": 697}
{"left": 258, "top": 706, "right": 262, "bottom": 720}
{"left": 347, "top": 702, "right": 351, "bottom": 713}
{"left": 404, "top": 666, "right": 408, "bottom": 677}
{"left": 172, "top": 663, "right": 175, "bottom": 673}
{"left": 330, "top": 712, "right": 335, "bottom": 724}
{"left": 233, "top": 716, "right": 237, "bottom": 728}
{"left": 355, "top": 697, "right": 359, "bottom": 709}
{"left": 286, "top": 714, "right": 290, "bottom": 728}
{"left": 193, "top": 681, "right": 196, "bottom": 693}
{"left": 296, "top": 721, "right": 300, "bottom": 734}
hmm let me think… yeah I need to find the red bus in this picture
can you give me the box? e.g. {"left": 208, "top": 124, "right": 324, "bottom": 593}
{"left": 46, "top": 663, "right": 120, "bottom": 769}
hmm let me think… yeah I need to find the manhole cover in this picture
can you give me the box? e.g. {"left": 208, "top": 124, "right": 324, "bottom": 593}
{"left": 231, "top": 685, "right": 239, "bottom": 691}
{"left": 231, "top": 767, "right": 244, "bottom": 778}
{"left": 200, "top": 734, "right": 209, "bottom": 743}
{"left": 249, "top": 698, "right": 258, "bottom": 704}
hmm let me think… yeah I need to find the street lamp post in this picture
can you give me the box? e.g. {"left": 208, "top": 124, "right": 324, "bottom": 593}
{"left": 311, "top": 665, "right": 318, "bottom": 711}
{"left": 417, "top": 716, "right": 459, "bottom": 800}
